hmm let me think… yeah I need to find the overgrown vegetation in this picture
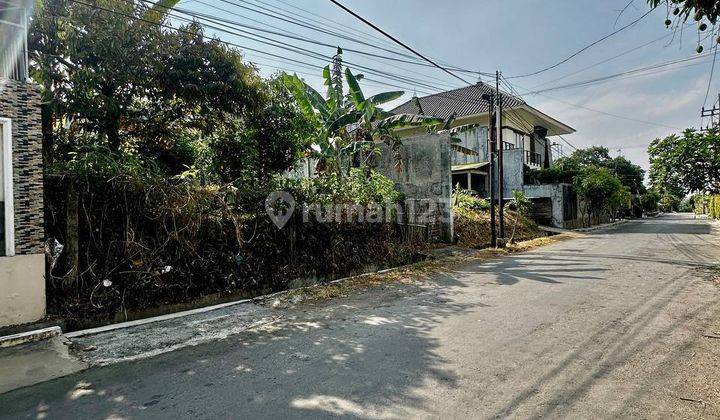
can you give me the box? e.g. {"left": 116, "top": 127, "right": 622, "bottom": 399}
{"left": 647, "top": 128, "right": 720, "bottom": 215}
{"left": 452, "top": 190, "right": 544, "bottom": 248}
{"left": 31, "top": 1, "right": 431, "bottom": 325}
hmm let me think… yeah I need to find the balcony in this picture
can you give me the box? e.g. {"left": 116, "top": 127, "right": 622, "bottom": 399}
{"left": 525, "top": 150, "right": 543, "bottom": 167}
{"left": 0, "top": 1, "right": 29, "bottom": 81}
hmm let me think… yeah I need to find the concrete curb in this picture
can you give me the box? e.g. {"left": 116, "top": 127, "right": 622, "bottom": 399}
{"left": 63, "top": 241, "right": 551, "bottom": 340}
{"left": 66, "top": 263, "right": 422, "bottom": 339}
{"left": 0, "top": 326, "right": 62, "bottom": 348}
{"left": 574, "top": 219, "right": 629, "bottom": 233}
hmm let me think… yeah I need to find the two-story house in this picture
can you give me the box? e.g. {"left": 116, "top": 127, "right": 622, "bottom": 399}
{"left": 390, "top": 82, "right": 575, "bottom": 199}
{"left": 1, "top": 1, "right": 46, "bottom": 327}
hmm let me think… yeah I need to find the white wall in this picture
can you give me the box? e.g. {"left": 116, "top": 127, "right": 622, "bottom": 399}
{"left": 0, "top": 254, "right": 45, "bottom": 327}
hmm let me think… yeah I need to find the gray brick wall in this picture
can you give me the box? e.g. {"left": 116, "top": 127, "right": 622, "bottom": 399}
{"left": 0, "top": 77, "right": 44, "bottom": 255}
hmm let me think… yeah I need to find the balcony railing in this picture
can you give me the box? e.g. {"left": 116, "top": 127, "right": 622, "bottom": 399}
{"left": 525, "top": 151, "right": 543, "bottom": 166}
{"left": 0, "top": 3, "right": 29, "bottom": 81}
{"left": 502, "top": 141, "right": 515, "bottom": 150}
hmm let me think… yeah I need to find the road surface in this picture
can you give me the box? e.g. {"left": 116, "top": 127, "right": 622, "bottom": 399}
{"left": 2, "top": 214, "right": 720, "bottom": 419}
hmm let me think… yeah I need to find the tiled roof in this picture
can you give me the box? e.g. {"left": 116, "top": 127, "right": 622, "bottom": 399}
{"left": 390, "top": 82, "right": 526, "bottom": 120}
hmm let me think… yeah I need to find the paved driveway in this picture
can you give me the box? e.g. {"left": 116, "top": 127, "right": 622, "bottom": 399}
{"left": 2, "top": 214, "right": 720, "bottom": 419}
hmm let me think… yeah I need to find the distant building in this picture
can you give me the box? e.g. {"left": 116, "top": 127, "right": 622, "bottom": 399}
{"left": 390, "top": 82, "right": 581, "bottom": 228}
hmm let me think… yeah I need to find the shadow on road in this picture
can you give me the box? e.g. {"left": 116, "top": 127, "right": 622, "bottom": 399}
{"left": 0, "top": 278, "right": 477, "bottom": 419}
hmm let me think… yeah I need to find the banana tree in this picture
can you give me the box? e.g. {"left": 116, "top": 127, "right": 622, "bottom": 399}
{"left": 283, "top": 50, "right": 479, "bottom": 176}
{"left": 283, "top": 60, "right": 426, "bottom": 175}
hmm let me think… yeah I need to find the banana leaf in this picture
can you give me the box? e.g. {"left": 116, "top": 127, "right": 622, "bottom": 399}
{"left": 323, "top": 65, "right": 339, "bottom": 110}
{"left": 367, "top": 91, "right": 404, "bottom": 106}
{"left": 282, "top": 74, "right": 315, "bottom": 121}
{"left": 329, "top": 111, "right": 362, "bottom": 133}
{"left": 345, "top": 68, "right": 366, "bottom": 110}
{"left": 376, "top": 113, "right": 444, "bottom": 130}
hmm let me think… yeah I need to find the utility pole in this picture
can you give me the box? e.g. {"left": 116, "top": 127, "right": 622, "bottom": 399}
{"left": 487, "top": 92, "right": 497, "bottom": 248}
{"left": 701, "top": 93, "right": 720, "bottom": 131}
{"left": 496, "top": 71, "right": 505, "bottom": 241}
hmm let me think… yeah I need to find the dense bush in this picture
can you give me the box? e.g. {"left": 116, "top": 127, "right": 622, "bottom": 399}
{"left": 45, "top": 171, "right": 421, "bottom": 328}
{"left": 452, "top": 189, "right": 490, "bottom": 212}
{"left": 658, "top": 194, "right": 681, "bottom": 212}
{"left": 707, "top": 195, "right": 720, "bottom": 219}
{"left": 641, "top": 190, "right": 661, "bottom": 213}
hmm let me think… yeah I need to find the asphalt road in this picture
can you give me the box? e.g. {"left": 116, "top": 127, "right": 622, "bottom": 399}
{"left": 2, "top": 214, "right": 720, "bottom": 419}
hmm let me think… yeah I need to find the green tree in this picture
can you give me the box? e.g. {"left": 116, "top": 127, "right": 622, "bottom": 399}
{"left": 30, "top": 0, "right": 262, "bottom": 167}
{"left": 574, "top": 166, "right": 625, "bottom": 224}
{"left": 648, "top": 129, "right": 720, "bottom": 195}
{"left": 659, "top": 193, "right": 681, "bottom": 212}
{"left": 641, "top": 190, "right": 662, "bottom": 213}
{"left": 283, "top": 49, "right": 447, "bottom": 177}
{"left": 530, "top": 146, "right": 646, "bottom": 196}
{"left": 608, "top": 186, "right": 633, "bottom": 220}
{"left": 204, "top": 76, "right": 313, "bottom": 186}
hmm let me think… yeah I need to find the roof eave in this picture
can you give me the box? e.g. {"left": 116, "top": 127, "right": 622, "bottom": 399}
{"left": 517, "top": 105, "right": 576, "bottom": 136}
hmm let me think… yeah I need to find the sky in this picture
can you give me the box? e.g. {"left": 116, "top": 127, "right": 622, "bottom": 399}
{"left": 178, "top": 0, "right": 718, "bottom": 172}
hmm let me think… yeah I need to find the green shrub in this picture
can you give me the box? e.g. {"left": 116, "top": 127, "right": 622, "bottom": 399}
{"left": 299, "top": 168, "right": 404, "bottom": 206}
{"left": 452, "top": 188, "right": 490, "bottom": 211}
{"left": 45, "top": 173, "right": 418, "bottom": 328}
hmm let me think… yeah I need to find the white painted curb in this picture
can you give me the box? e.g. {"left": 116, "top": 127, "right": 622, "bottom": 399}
{"left": 65, "top": 298, "right": 255, "bottom": 338}
{"left": 65, "top": 264, "right": 416, "bottom": 339}
{"left": 0, "top": 326, "right": 62, "bottom": 348}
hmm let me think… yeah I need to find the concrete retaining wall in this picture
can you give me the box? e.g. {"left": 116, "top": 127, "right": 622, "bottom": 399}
{"left": 375, "top": 133, "right": 453, "bottom": 242}
{"left": 524, "top": 183, "right": 570, "bottom": 228}
{"left": 502, "top": 148, "right": 525, "bottom": 199}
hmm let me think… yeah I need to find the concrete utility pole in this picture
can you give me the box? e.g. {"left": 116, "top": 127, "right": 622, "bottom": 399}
{"left": 701, "top": 93, "right": 720, "bottom": 131}
{"left": 487, "top": 92, "right": 497, "bottom": 248}
{"left": 496, "top": 71, "right": 505, "bottom": 241}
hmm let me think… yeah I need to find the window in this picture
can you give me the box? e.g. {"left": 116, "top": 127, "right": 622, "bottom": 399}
{"left": 0, "top": 118, "right": 13, "bottom": 257}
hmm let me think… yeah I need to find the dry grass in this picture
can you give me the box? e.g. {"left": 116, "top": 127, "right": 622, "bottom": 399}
{"left": 453, "top": 207, "right": 545, "bottom": 249}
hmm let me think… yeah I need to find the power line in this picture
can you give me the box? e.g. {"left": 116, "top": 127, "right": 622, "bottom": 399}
{"left": 150, "top": 0, "right": 463, "bottom": 91}
{"left": 535, "top": 90, "right": 681, "bottom": 130}
{"left": 70, "top": 0, "right": 449, "bottom": 97}
{"left": 558, "top": 135, "right": 579, "bottom": 151}
{"left": 703, "top": 43, "right": 719, "bottom": 109}
{"left": 180, "top": 0, "right": 464, "bottom": 90}
{"left": 507, "top": 8, "right": 656, "bottom": 79}
{"left": 261, "top": 0, "right": 484, "bottom": 75}
{"left": 528, "top": 31, "right": 678, "bottom": 90}
{"left": 499, "top": 76, "right": 581, "bottom": 152}
{"left": 327, "top": 0, "right": 482, "bottom": 87}
{"left": 522, "top": 51, "right": 715, "bottom": 95}
{"left": 128, "top": 0, "right": 460, "bottom": 93}
{"left": 219, "top": 0, "right": 487, "bottom": 76}
{"left": 214, "top": 0, "right": 417, "bottom": 61}
{"left": 264, "top": 0, "right": 412, "bottom": 52}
